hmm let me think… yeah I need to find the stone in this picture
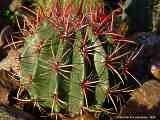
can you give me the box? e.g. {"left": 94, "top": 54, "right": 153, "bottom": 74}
{"left": 118, "top": 80, "right": 160, "bottom": 118}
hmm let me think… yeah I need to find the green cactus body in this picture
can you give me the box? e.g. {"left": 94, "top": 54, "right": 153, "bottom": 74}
{"left": 15, "top": 0, "right": 135, "bottom": 118}
{"left": 20, "top": 20, "right": 60, "bottom": 110}
{"left": 19, "top": 18, "right": 85, "bottom": 113}
{"left": 68, "top": 32, "right": 84, "bottom": 113}
{"left": 94, "top": 40, "right": 108, "bottom": 106}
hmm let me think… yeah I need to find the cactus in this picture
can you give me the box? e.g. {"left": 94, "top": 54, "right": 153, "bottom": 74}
{"left": 12, "top": 0, "right": 140, "bottom": 118}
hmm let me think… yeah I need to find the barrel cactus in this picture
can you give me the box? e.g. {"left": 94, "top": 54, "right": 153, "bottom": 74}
{"left": 12, "top": 0, "right": 141, "bottom": 119}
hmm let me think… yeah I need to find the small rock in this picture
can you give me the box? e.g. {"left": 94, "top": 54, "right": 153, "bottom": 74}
{"left": 0, "top": 105, "right": 36, "bottom": 120}
{"left": 119, "top": 80, "right": 160, "bottom": 118}
{"left": 0, "top": 26, "right": 14, "bottom": 48}
{"left": 150, "top": 53, "right": 160, "bottom": 81}
{"left": 63, "top": 113, "right": 96, "bottom": 120}
{"left": 0, "top": 49, "right": 20, "bottom": 73}
{"left": 0, "top": 70, "right": 17, "bottom": 105}
{"left": 151, "top": 64, "right": 160, "bottom": 80}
